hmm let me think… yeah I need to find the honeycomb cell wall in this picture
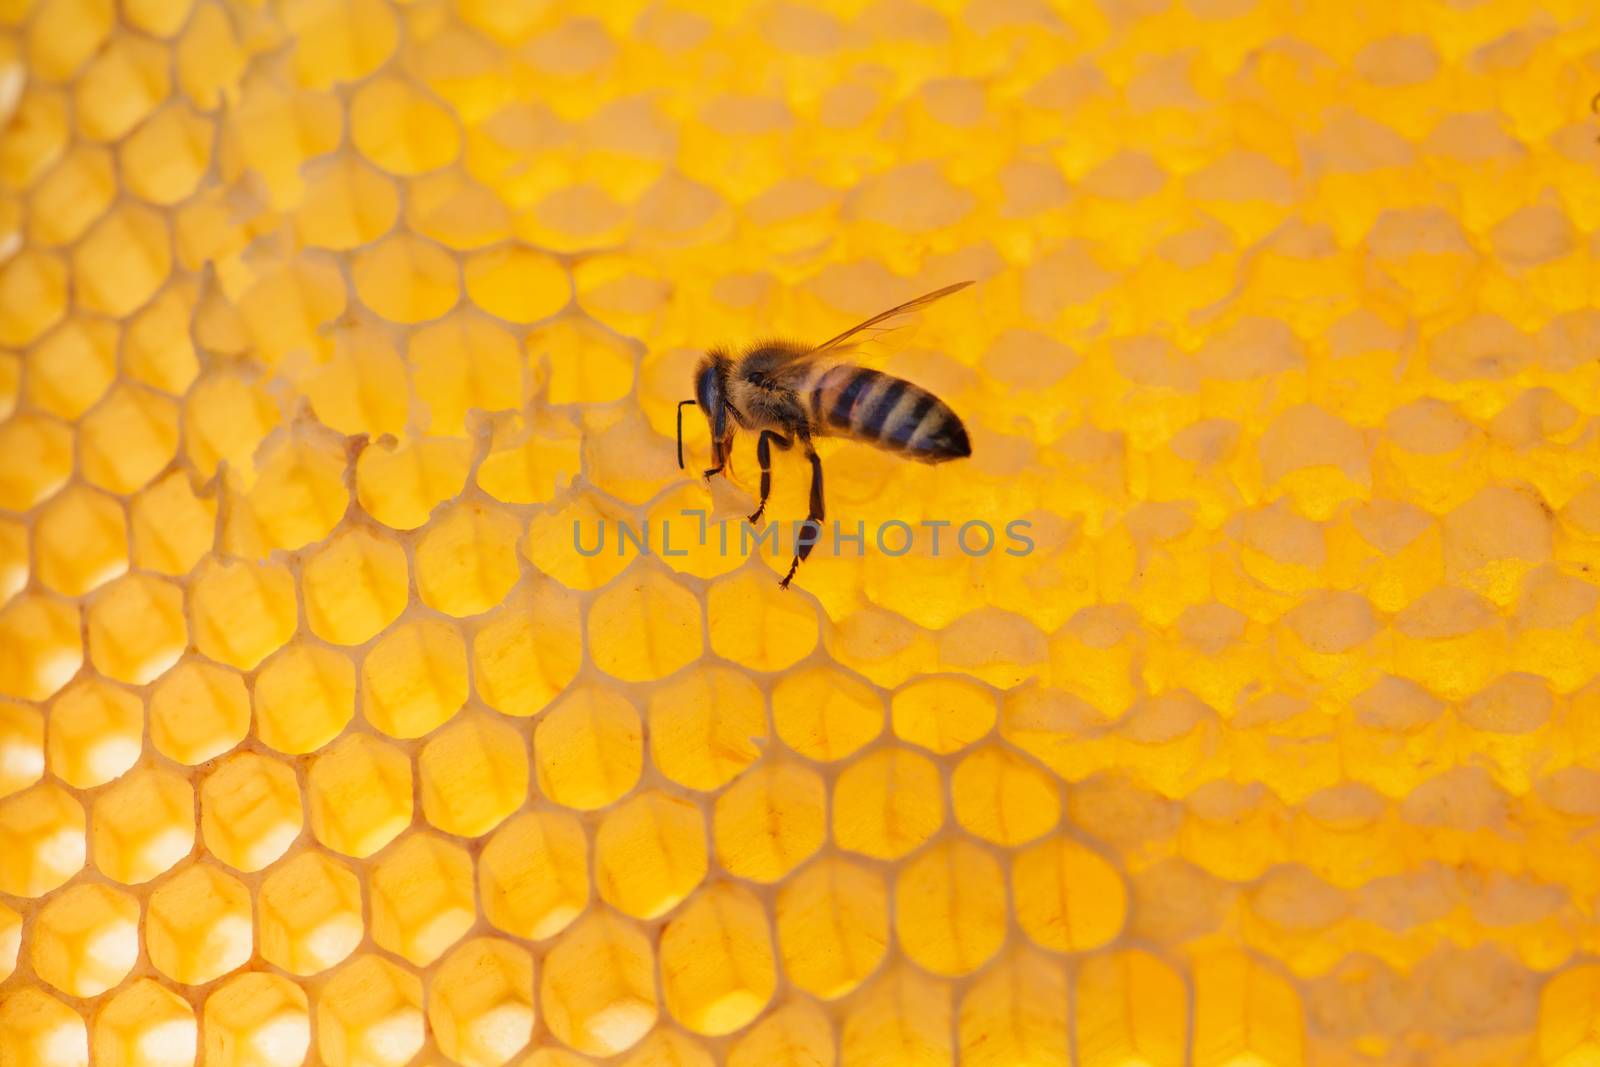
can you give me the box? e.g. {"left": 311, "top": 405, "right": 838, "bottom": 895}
{"left": 2, "top": 1, "right": 1600, "bottom": 1066}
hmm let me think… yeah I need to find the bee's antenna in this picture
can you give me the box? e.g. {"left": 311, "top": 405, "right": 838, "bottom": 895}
{"left": 676, "top": 400, "right": 696, "bottom": 469}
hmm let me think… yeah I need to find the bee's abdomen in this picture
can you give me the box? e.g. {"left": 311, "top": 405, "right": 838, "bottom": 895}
{"left": 809, "top": 366, "right": 970, "bottom": 462}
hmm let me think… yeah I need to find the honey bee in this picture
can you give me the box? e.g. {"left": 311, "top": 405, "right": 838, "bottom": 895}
{"left": 678, "top": 280, "right": 974, "bottom": 588}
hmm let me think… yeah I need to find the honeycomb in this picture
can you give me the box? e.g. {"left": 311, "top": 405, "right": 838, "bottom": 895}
{"left": 2, "top": 0, "right": 1600, "bottom": 1065}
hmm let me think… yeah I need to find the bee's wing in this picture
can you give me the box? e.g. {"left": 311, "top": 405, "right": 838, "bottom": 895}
{"left": 800, "top": 280, "right": 974, "bottom": 360}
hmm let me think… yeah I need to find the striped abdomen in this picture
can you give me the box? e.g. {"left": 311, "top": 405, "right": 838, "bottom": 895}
{"left": 807, "top": 365, "right": 970, "bottom": 462}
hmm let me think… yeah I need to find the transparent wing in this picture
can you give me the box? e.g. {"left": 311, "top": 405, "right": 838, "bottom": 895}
{"left": 803, "top": 280, "right": 974, "bottom": 360}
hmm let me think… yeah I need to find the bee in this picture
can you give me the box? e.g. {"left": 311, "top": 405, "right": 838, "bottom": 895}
{"left": 677, "top": 280, "right": 974, "bottom": 588}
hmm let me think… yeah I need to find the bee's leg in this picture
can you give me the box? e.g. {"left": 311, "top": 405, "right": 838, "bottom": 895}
{"left": 779, "top": 442, "right": 825, "bottom": 589}
{"left": 749, "top": 431, "right": 791, "bottom": 525}
{"left": 702, "top": 438, "right": 724, "bottom": 481}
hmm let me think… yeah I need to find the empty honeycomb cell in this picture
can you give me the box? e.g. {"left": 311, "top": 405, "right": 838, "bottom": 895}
{"left": 254, "top": 642, "right": 357, "bottom": 754}
{"left": 201, "top": 751, "right": 304, "bottom": 872}
{"left": 594, "top": 790, "right": 707, "bottom": 919}
{"left": 47, "top": 678, "right": 142, "bottom": 788}
{"left": 355, "top": 435, "right": 472, "bottom": 530}
{"left": 659, "top": 881, "right": 776, "bottom": 1035}
{"left": 894, "top": 837, "right": 1007, "bottom": 977}
{"left": 352, "top": 233, "right": 460, "bottom": 323}
{"left": 0, "top": 248, "right": 67, "bottom": 348}
{"left": 123, "top": 0, "right": 192, "bottom": 36}
{"left": 1013, "top": 836, "right": 1128, "bottom": 954}
{"left": 302, "top": 524, "right": 409, "bottom": 643}
{"left": 25, "top": 0, "right": 111, "bottom": 79}
{"left": 841, "top": 965, "right": 952, "bottom": 1067}
{"left": 72, "top": 203, "right": 171, "bottom": 317}
{"left": 317, "top": 954, "right": 425, "bottom": 1067}
{"left": 891, "top": 675, "right": 998, "bottom": 754}
{"left": 520, "top": 1051, "right": 600, "bottom": 1067}
{"left": 463, "top": 247, "right": 569, "bottom": 323}
{"left": 202, "top": 972, "right": 311, "bottom": 1067}
{"left": 713, "top": 762, "right": 825, "bottom": 884}
{"left": 587, "top": 567, "right": 704, "bottom": 682}
{"left": 523, "top": 496, "right": 647, "bottom": 592}
{"left": 190, "top": 558, "right": 299, "bottom": 671}
{"left": 415, "top": 502, "right": 523, "bottom": 617}
{"left": 3, "top": 81, "right": 69, "bottom": 187}
{"left": 427, "top": 937, "right": 536, "bottom": 1067}
{"left": 951, "top": 745, "right": 1061, "bottom": 846}
{"left": 27, "top": 316, "right": 117, "bottom": 419}
{"left": 771, "top": 664, "right": 883, "bottom": 762}
{"left": 5, "top": 2, "right": 1600, "bottom": 1060}
{"left": 472, "top": 581, "right": 582, "bottom": 718}
{"left": 307, "top": 732, "right": 412, "bottom": 859}
{"left": 535, "top": 684, "right": 642, "bottom": 810}
{"left": 91, "top": 764, "right": 193, "bottom": 885}
{"left": 0, "top": 701, "right": 44, "bottom": 798}
{"left": 706, "top": 571, "right": 819, "bottom": 671}
{"left": 86, "top": 574, "right": 185, "bottom": 684}
{"left": 0, "top": 782, "right": 84, "bottom": 896}
{"left": 622, "top": 1028, "right": 720, "bottom": 1067}
{"left": 833, "top": 746, "right": 944, "bottom": 860}
{"left": 146, "top": 863, "right": 253, "bottom": 985}
{"left": 527, "top": 318, "right": 636, "bottom": 406}
{"left": 419, "top": 712, "right": 528, "bottom": 837}
{"left": 775, "top": 857, "right": 888, "bottom": 1000}
{"left": 259, "top": 851, "right": 363, "bottom": 976}
{"left": 310, "top": 331, "right": 415, "bottom": 443}
{"left": 647, "top": 665, "right": 765, "bottom": 791}
{"left": 79, "top": 386, "right": 179, "bottom": 496}
{"left": 0, "top": 413, "right": 72, "bottom": 511}
{"left": 351, "top": 76, "right": 460, "bottom": 174}
{"left": 480, "top": 810, "right": 589, "bottom": 941}
{"left": 0, "top": 593, "right": 81, "bottom": 700}
{"left": 0, "top": 986, "right": 88, "bottom": 1067}
{"left": 293, "top": 156, "right": 399, "bottom": 251}
{"left": 0, "top": 903, "right": 18, "bottom": 981}
{"left": 92, "top": 977, "right": 196, "bottom": 1067}
{"left": 408, "top": 313, "right": 524, "bottom": 436}
{"left": 362, "top": 618, "right": 468, "bottom": 738}
{"left": 727, "top": 1000, "right": 834, "bottom": 1067}
{"left": 1193, "top": 950, "right": 1304, "bottom": 1067}
{"left": 283, "top": 0, "right": 397, "bottom": 88}
{"left": 369, "top": 831, "right": 475, "bottom": 966}
{"left": 640, "top": 487, "right": 747, "bottom": 582}
{"left": 76, "top": 34, "right": 168, "bottom": 142}
{"left": 0, "top": 520, "right": 24, "bottom": 605}
{"left": 30, "top": 882, "right": 139, "bottom": 996}
{"left": 540, "top": 911, "right": 658, "bottom": 1056}
{"left": 238, "top": 433, "right": 351, "bottom": 554}
{"left": 149, "top": 660, "right": 249, "bottom": 766}
{"left": 1074, "top": 949, "right": 1187, "bottom": 1067}
{"left": 32, "top": 484, "right": 127, "bottom": 596}
{"left": 958, "top": 950, "right": 1070, "bottom": 1067}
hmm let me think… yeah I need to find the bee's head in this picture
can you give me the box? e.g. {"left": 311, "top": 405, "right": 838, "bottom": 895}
{"left": 679, "top": 350, "right": 734, "bottom": 471}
